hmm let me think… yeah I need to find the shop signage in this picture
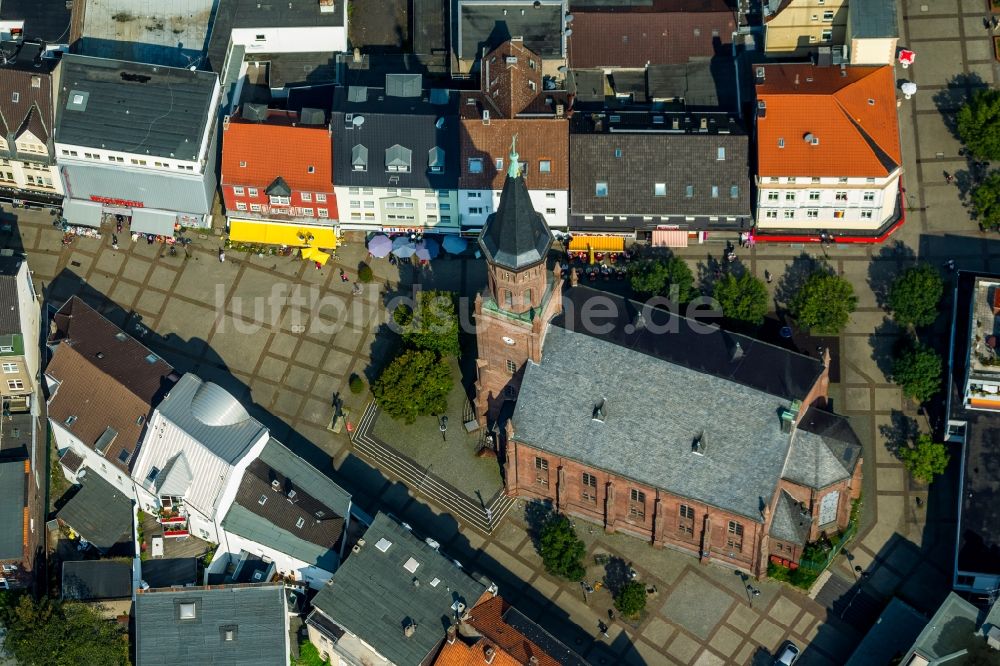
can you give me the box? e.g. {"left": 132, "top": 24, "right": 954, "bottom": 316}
{"left": 90, "top": 195, "right": 144, "bottom": 208}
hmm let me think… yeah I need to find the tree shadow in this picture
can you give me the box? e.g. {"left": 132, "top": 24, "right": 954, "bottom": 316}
{"left": 524, "top": 499, "right": 554, "bottom": 550}
{"left": 869, "top": 316, "right": 904, "bottom": 380}
{"left": 878, "top": 409, "right": 920, "bottom": 459}
{"left": 601, "top": 556, "right": 632, "bottom": 597}
{"left": 931, "top": 72, "right": 986, "bottom": 139}
{"left": 774, "top": 253, "right": 832, "bottom": 307}
{"left": 867, "top": 240, "right": 916, "bottom": 310}
{"left": 695, "top": 254, "right": 726, "bottom": 295}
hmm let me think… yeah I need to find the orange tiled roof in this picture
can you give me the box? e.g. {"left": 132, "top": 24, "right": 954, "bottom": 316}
{"left": 465, "top": 596, "right": 572, "bottom": 666}
{"left": 459, "top": 115, "right": 569, "bottom": 190}
{"left": 221, "top": 115, "right": 333, "bottom": 191}
{"left": 433, "top": 639, "right": 520, "bottom": 666}
{"left": 756, "top": 65, "right": 902, "bottom": 178}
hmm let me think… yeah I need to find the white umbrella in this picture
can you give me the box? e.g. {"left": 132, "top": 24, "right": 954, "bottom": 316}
{"left": 901, "top": 81, "right": 917, "bottom": 100}
{"left": 392, "top": 243, "right": 417, "bottom": 258}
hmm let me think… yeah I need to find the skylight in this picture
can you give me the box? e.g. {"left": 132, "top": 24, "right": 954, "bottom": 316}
{"left": 403, "top": 557, "right": 420, "bottom": 573}
{"left": 375, "top": 538, "right": 392, "bottom": 552}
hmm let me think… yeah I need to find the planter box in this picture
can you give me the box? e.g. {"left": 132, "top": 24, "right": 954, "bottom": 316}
{"left": 994, "top": 36, "right": 1000, "bottom": 60}
{"left": 160, "top": 516, "right": 186, "bottom": 524}
{"left": 992, "top": 0, "right": 1000, "bottom": 14}
{"left": 163, "top": 530, "right": 189, "bottom": 538}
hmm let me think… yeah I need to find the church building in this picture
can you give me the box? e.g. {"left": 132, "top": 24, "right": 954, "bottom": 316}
{"left": 473, "top": 146, "right": 864, "bottom": 577}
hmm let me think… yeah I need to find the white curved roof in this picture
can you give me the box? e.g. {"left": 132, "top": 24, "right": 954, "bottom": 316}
{"left": 191, "top": 380, "right": 250, "bottom": 427}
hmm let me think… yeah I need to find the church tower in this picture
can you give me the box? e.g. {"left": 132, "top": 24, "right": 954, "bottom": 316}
{"left": 474, "top": 138, "right": 563, "bottom": 426}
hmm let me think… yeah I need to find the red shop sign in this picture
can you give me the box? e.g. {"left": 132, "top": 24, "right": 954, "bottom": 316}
{"left": 90, "top": 195, "right": 144, "bottom": 208}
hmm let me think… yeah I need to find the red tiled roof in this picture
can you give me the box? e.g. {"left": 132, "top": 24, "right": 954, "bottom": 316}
{"left": 464, "top": 596, "right": 570, "bottom": 666}
{"left": 481, "top": 41, "right": 543, "bottom": 119}
{"left": 221, "top": 114, "right": 333, "bottom": 191}
{"left": 756, "top": 64, "right": 902, "bottom": 178}
{"left": 433, "top": 639, "right": 520, "bottom": 666}
{"left": 568, "top": 11, "right": 735, "bottom": 68}
{"left": 459, "top": 113, "right": 569, "bottom": 190}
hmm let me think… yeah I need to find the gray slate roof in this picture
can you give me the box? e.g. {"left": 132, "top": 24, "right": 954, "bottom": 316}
{"left": 458, "top": 0, "right": 565, "bottom": 59}
{"left": 0, "top": 459, "right": 25, "bottom": 560}
{"left": 849, "top": 0, "right": 898, "bottom": 40}
{"left": 0, "top": 257, "right": 23, "bottom": 337}
{"left": 331, "top": 86, "right": 459, "bottom": 190}
{"left": 220, "top": 439, "right": 351, "bottom": 571}
{"left": 569, "top": 128, "right": 751, "bottom": 218}
{"left": 645, "top": 61, "right": 739, "bottom": 111}
{"left": 512, "top": 325, "right": 794, "bottom": 521}
{"left": 60, "top": 161, "right": 215, "bottom": 215}
{"left": 768, "top": 490, "right": 811, "bottom": 546}
{"left": 54, "top": 54, "right": 218, "bottom": 160}
{"left": 478, "top": 166, "right": 553, "bottom": 271}
{"left": 62, "top": 560, "right": 133, "bottom": 601}
{"left": 57, "top": 471, "right": 133, "bottom": 552}
{"left": 311, "top": 512, "right": 488, "bottom": 665}
{"left": 135, "top": 584, "right": 288, "bottom": 666}
{"left": 783, "top": 408, "right": 862, "bottom": 490}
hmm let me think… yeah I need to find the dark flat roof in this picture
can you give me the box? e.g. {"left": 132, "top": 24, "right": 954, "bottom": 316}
{"left": 141, "top": 558, "right": 199, "bottom": 589}
{"left": 57, "top": 472, "right": 134, "bottom": 552}
{"left": 62, "top": 560, "right": 133, "bottom": 601}
{"left": 0, "top": 458, "right": 25, "bottom": 561}
{"left": 0, "top": 0, "right": 72, "bottom": 43}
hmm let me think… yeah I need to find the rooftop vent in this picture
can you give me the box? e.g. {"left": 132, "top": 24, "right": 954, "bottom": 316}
{"left": 730, "top": 340, "right": 744, "bottom": 362}
{"left": 804, "top": 132, "right": 815, "bottom": 143}
{"left": 592, "top": 398, "right": 606, "bottom": 422}
{"left": 867, "top": 98, "right": 875, "bottom": 106}
{"left": 756, "top": 100, "right": 766, "bottom": 119}
{"left": 485, "top": 646, "right": 497, "bottom": 664}
{"left": 403, "top": 557, "right": 420, "bottom": 573}
{"left": 403, "top": 621, "right": 416, "bottom": 638}
{"left": 271, "top": 479, "right": 281, "bottom": 491}
{"left": 375, "top": 538, "right": 392, "bottom": 552}
{"left": 692, "top": 431, "right": 706, "bottom": 456}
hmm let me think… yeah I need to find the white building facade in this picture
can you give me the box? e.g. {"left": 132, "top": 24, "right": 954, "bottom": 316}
{"left": 754, "top": 173, "right": 900, "bottom": 232}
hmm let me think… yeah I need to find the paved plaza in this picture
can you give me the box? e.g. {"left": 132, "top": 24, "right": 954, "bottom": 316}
{"left": 12, "top": 1, "right": 1000, "bottom": 662}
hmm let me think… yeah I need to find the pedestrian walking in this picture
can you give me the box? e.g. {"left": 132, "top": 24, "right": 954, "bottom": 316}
{"left": 765, "top": 269, "right": 773, "bottom": 284}
{"left": 946, "top": 259, "right": 956, "bottom": 271}
{"left": 218, "top": 248, "right": 225, "bottom": 263}
{"left": 944, "top": 170, "right": 954, "bottom": 184}
{"left": 992, "top": 15, "right": 998, "bottom": 30}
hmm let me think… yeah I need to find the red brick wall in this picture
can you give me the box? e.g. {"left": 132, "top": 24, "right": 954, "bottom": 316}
{"left": 507, "top": 440, "right": 766, "bottom": 575}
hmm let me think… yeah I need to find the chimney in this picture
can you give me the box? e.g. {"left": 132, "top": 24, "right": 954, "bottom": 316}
{"left": 569, "top": 267, "right": 579, "bottom": 287}
{"left": 555, "top": 103, "right": 564, "bottom": 117}
{"left": 730, "top": 340, "right": 744, "bottom": 363}
{"left": 403, "top": 621, "right": 416, "bottom": 638}
{"left": 446, "top": 625, "right": 457, "bottom": 645}
{"left": 529, "top": 658, "right": 539, "bottom": 665}
{"left": 484, "top": 646, "right": 496, "bottom": 664}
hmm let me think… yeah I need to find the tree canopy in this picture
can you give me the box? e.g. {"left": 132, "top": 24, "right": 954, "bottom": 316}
{"left": 898, "top": 433, "right": 950, "bottom": 484}
{"left": 537, "top": 514, "right": 586, "bottom": 581}
{"left": 373, "top": 349, "right": 452, "bottom": 423}
{"left": 0, "top": 594, "right": 129, "bottom": 666}
{"left": 957, "top": 88, "right": 1000, "bottom": 161}
{"left": 788, "top": 272, "right": 858, "bottom": 334}
{"left": 399, "top": 290, "right": 460, "bottom": 357}
{"left": 970, "top": 171, "right": 1000, "bottom": 231}
{"left": 614, "top": 581, "right": 648, "bottom": 618}
{"left": 891, "top": 341, "right": 943, "bottom": 404}
{"left": 628, "top": 257, "right": 695, "bottom": 304}
{"left": 887, "top": 264, "right": 944, "bottom": 328}
{"left": 713, "top": 272, "right": 770, "bottom": 326}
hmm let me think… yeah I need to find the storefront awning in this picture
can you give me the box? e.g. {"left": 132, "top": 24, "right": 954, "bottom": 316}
{"left": 62, "top": 199, "right": 102, "bottom": 228}
{"left": 652, "top": 229, "right": 689, "bottom": 248}
{"left": 130, "top": 208, "right": 177, "bottom": 236}
{"left": 228, "top": 220, "right": 337, "bottom": 248}
{"left": 567, "top": 235, "right": 625, "bottom": 253}
{"left": 301, "top": 246, "right": 331, "bottom": 266}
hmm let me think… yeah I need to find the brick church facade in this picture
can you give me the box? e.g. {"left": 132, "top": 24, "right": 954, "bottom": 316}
{"left": 474, "top": 145, "right": 863, "bottom": 577}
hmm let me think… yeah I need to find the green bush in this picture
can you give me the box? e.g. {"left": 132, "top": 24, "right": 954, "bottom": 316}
{"left": 788, "top": 271, "right": 858, "bottom": 334}
{"left": 891, "top": 340, "right": 943, "bottom": 404}
{"left": 899, "top": 433, "right": 950, "bottom": 484}
{"left": 887, "top": 264, "right": 944, "bottom": 328}
{"left": 400, "top": 291, "right": 460, "bottom": 357}
{"left": 614, "top": 580, "right": 648, "bottom": 618}
{"left": 358, "top": 263, "right": 374, "bottom": 283}
{"left": 537, "top": 514, "right": 586, "bottom": 581}
{"left": 957, "top": 88, "right": 1000, "bottom": 161}
{"left": 292, "top": 641, "right": 330, "bottom": 666}
{"left": 348, "top": 374, "right": 365, "bottom": 394}
{"left": 372, "top": 350, "right": 452, "bottom": 423}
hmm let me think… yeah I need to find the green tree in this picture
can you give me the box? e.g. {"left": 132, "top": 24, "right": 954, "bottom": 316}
{"left": 887, "top": 264, "right": 944, "bottom": 328}
{"left": 898, "top": 433, "right": 950, "bottom": 484}
{"left": 628, "top": 259, "right": 670, "bottom": 297}
{"left": 957, "top": 88, "right": 1000, "bottom": 161}
{"left": 891, "top": 341, "right": 943, "bottom": 404}
{"left": 537, "top": 514, "right": 586, "bottom": 581}
{"left": 0, "top": 594, "right": 129, "bottom": 666}
{"left": 662, "top": 257, "right": 696, "bottom": 304}
{"left": 358, "top": 263, "right": 374, "bottom": 283}
{"left": 400, "top": 290, "right": 460, "bottom": 357}
{"left": 788, "top": 271, "right": 858, "bottom": 334}
{"left": 713, "top": 272, "right": 770, "bottom": 325}
{"left": 348, "top": 373, "right": 365, "bottom": 394}
{"left": 372, "top": 350, "right": 452, "bottom": 423}
{"left": 614, "top": 580, "right": 648, "bottom": 618}
{"left": 970, "top": 171, "right": 1000, "bottom": 231}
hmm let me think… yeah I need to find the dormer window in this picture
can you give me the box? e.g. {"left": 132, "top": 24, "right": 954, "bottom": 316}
{"left": 385, "top": 144, "right": 412, "bottom": 173}
{"left": 352, "top": 144, "right": 368, "bottom": 172}
{"left": 468, "top": 158, "right": 483, "bottom": 174}
{"left": 428, "top": 146, "right": 445, "bottom": 174}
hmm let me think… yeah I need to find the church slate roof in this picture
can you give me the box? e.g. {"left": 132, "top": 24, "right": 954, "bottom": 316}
{"left": 783, "top": 407, "right": 862, "bottom": 490}
{"left": 478, "top": 158, "right": 553, "bottom": 271}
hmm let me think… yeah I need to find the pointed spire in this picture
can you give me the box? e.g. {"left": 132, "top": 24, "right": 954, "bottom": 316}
{"left": 507, "top": 133, "right": 521, "bottom": 179}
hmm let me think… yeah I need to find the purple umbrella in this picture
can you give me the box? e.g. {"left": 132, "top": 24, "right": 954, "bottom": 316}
{"left": 415, "top": 238, "right": 440, "bottom": 261}
{"left": 368, "top": 234, "right": 392, "bottom": 258}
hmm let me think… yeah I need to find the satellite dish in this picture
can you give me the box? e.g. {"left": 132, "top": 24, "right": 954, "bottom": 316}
{"left": 565, "top": 13, "right": 574, "bottom": 21}
{"left": 564, "top": 29, "right": 573, "bottom": 37}
{"left": 189, "top": 65, "right": 196, "bottom": 71}
{"left": 353, "top": 115, "right": 365, "bottom": 127}
{"left": 435, "top": 117, "right": 445, "bottom": 129}
{"left": 557, "top": 65, "right": 567, "bottom": 73}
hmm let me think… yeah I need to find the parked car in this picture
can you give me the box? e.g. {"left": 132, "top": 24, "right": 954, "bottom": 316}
{"left": 774, "top": 641, "right": 800, "bottom": 665}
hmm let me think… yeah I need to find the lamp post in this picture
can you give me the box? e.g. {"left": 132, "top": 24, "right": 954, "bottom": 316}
{"left": 439, "top": 416, "right": 448, "bottom": 442}
{"left": 746, "top": 584, "right": 761, "bottom": 608}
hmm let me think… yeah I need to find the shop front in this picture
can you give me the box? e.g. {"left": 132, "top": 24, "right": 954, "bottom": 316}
{"left": 0, "top": 185, "right": 62, "bottom": 209}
